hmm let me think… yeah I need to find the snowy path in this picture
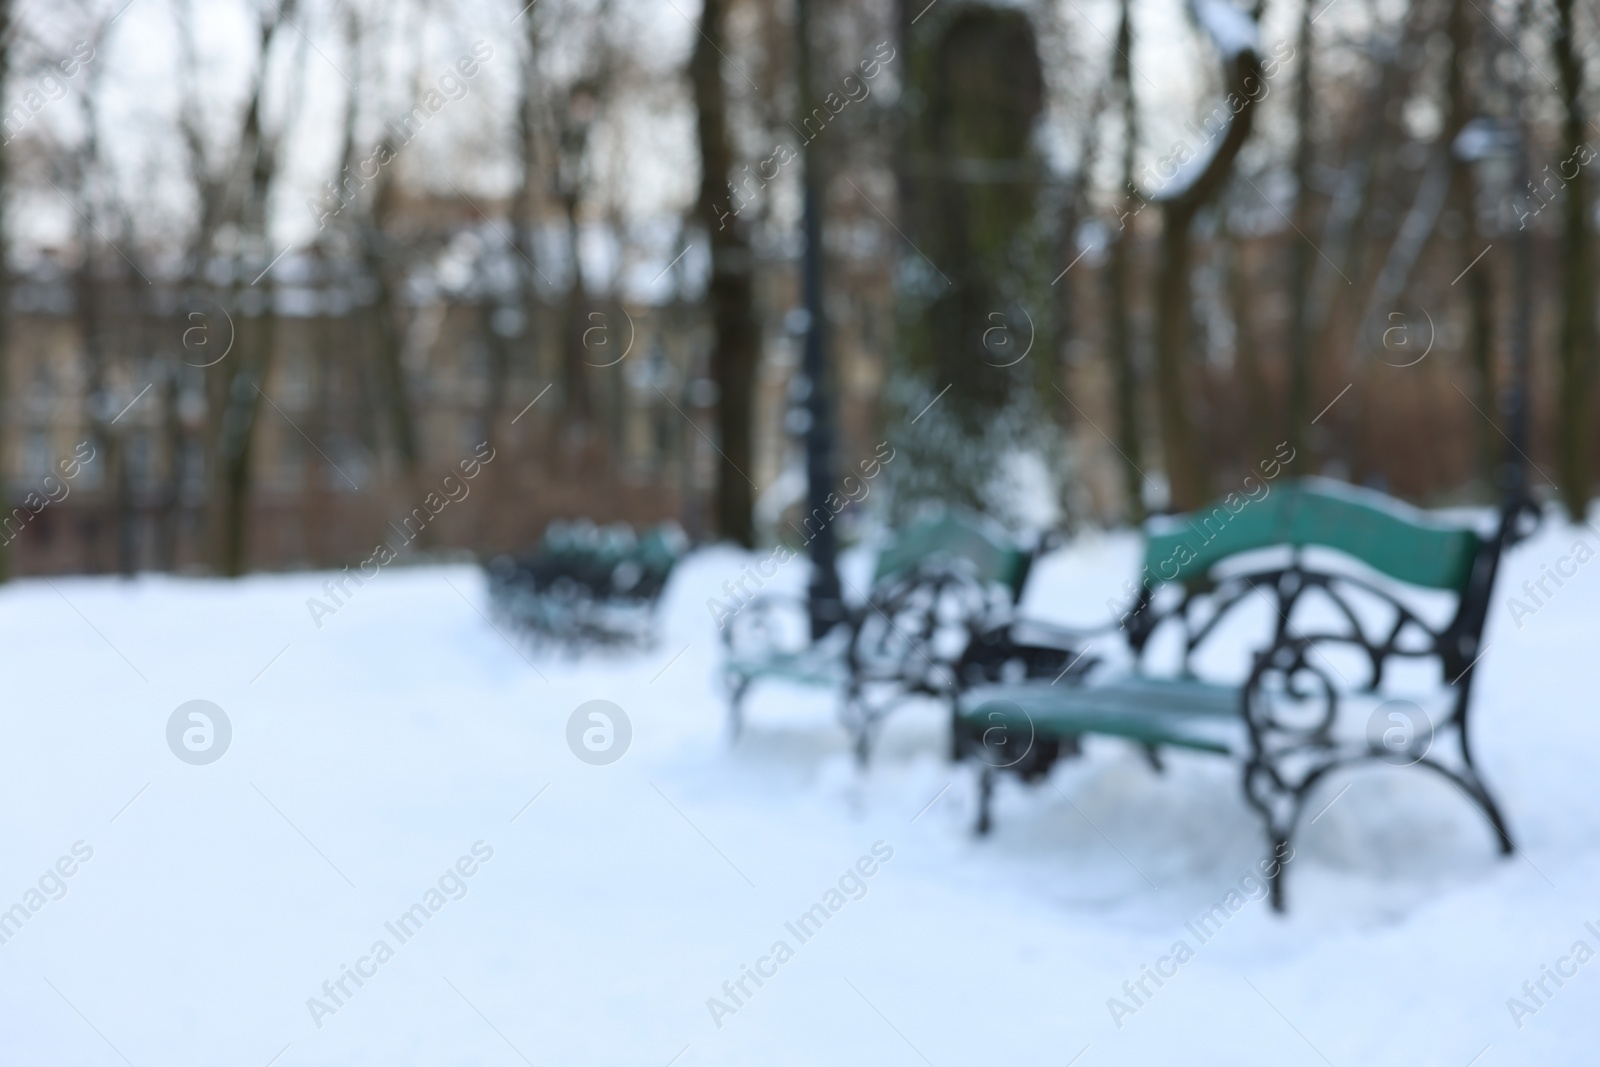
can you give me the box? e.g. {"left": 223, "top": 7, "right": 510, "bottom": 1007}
{"left": 2, "top": 520, "right": 1599, "bottom": 1066}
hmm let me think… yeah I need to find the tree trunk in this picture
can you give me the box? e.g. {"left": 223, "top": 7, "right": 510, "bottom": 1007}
{"left": 894, "top": 7, "right": 1046, "bottom": 518}
{"left": 1107, "top": 0, "right": 1145, "bottom": 521}
{"left": 1151, "top": 7, "right": 1263, "bottom": 511}
{"left": 73, "top": 204, "right": 113, "bottom": 574}
{"left": 0, "top": 0, "right": 10, "bottom": 580}
{"left": 196, "top": 1, "right": 296, "bottom": 575}
{"left": 158, "top": 369, "right": 183, "bottom": 570}
{"left": 1227, "top": 228, "right": 1271, "bottom": 463}
{"left": 1286, "top": 0, "right": 1314, "bottom": 458}
{"left": 213, "top": 310, "right": 273, "bottom": 576}
{"left": 1153, "top": 206, "right": 1208, "bottom": 508}
{"left": 690, "top": 0, "right": 757, "bottom": 545}
{"left": 1554, "top": 0, "right": 1594, "bottom": 520}
{"left": 559, "top": 193, "right": 594, "bottom": 432}
{"left": 1442, "top": 0, "right": 1496, "bottom": 493}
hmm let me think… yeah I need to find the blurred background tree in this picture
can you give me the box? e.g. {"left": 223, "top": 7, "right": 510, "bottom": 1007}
{"left": 0, "top": 0, "right": 1590, "bottom": 579}
{"left": 888, "top": 4, "right": 1065, "bottom": 524}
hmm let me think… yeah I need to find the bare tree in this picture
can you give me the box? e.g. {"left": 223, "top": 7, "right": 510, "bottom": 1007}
{"left": 0, "top": 0, "right": 12, "bottom": 581}
{"left": 62, "top": 19, "right": 140, "bottom": 574}
{"left": 510, "top": 0, "right": 548, "bottom": 444}
{"left": 1285, "top": 0, "right": 1315, "bottom": 457}
{"left": 1552, "top": 0, "right": 1594, "bottom": 520}
{"left": 1442, "top": 0, "right": 1496, "bottom": 490}
{"left": 175, "top": 0, "right": 302, "bottom": 575}
{"left": 352, "top": 145, "right": 420, "bottom": 487}
{"left": 1105, "top": 0, "right": 1144, "bottom": 520}
{"left": 690, "top": 0, "right": 758, "bottom": 544}
{"left": 1151, "top": 0, "right": 1263, "bottom": 510}
{"left": 1225, "top": 203, "right": 1272, "bottom": 463}
{"left": 512, "top": 0, "right": 631, "bottom": 478}
{"left": 1295, "top": 3, "right": 1433, "bottom": 469}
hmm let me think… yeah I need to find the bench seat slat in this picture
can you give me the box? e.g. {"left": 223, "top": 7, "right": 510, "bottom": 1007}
{"left": 726, "top": 650, "right": 849, "bottom": 687}
{"left": 959, "top": 676, "right": 1245, "bottom": 755}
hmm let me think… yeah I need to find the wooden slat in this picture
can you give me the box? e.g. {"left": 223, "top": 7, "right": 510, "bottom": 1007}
{"left": 1143, "top": 477, "right": 1481, "bottom": 591}
{"left": 961, "top": 677, "right": 1244, "bottom": 755}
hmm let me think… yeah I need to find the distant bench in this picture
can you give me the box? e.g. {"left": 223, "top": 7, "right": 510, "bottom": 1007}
{"left": 954, "top": 478, "right": 1533, "bottom": 909}
{"left": 488, "top": 521, "right": 686, "bottom": 648}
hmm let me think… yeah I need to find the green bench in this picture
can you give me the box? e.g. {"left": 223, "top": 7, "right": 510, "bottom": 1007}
{"left": 956, "top": 477, "right": 1533, "bottom": 909}
{"left": 722, "top": 513, "right": 1061, "bottom": 761}
{"left": 487, "top": 520, "right": 688, "bottom": 648}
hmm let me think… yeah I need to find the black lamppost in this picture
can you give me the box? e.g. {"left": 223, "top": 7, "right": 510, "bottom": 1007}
{"left": 795, "top": 0, "right": 842, "bottom": 638}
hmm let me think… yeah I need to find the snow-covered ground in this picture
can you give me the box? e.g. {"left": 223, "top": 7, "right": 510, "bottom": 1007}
{"left": 3, "top": 515, "right": 1600, "bottom": 1066}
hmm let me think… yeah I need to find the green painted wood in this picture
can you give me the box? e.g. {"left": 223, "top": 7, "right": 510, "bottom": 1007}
{"left": 959, "top": 676, "right": 1244, "bottom": 755}
{"left": 635, "top": 523, "right": 688, "bottom": 576}
{"left": 725, "top": 650, "right": 848, "bottom": 686}
{"left": 1142, "top": 477, "right": 1482, "bottom": 591}
{"left": 872, "top": 513, "right": 1030, "bottom": 597}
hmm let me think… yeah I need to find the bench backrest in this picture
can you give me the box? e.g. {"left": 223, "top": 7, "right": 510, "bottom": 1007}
{"left": 1142, "top": 478, "right": 1483, "bottom": 593}
{"left": 539, "top": 520, "right": 687, "bottom": 590}
{"left": 635, "top": 522, "right": 689, "bottom": 577}
{"left": 872, "top": 513, "right": 1033, "bottom": 601}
